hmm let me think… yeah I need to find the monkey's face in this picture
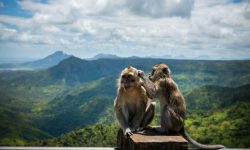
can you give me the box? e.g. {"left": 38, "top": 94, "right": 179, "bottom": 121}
{"left": 120, "top": 66, "right": 140, "bottom": 89}
{"left": 149, "top": 63, "right": 171, "bottom": 82}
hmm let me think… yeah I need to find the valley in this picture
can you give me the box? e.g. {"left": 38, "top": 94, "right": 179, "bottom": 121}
{"left": 0, "top": 55, "right": 250, "bottom": 147}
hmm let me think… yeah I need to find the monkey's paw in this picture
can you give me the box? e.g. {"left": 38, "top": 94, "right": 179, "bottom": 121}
{"left": 138, "top": 70, "right": 145, "bottom": 77}
{"left": 124, "top": 128, "right": 133, "bottom": 137}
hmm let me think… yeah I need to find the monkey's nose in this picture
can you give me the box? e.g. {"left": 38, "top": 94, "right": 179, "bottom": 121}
{"left": 125, "top": 78, "right": 131, "bottom": 83}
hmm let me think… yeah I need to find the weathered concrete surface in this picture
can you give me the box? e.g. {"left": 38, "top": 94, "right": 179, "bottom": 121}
{"left": 117, "top": 128, "right": 188, "bottom": 150}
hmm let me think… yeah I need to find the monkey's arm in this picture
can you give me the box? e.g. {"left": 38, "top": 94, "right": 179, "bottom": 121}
{"left": 114, "top": 97, "right": 133, "bottom": 136}
{"left": 114, "top": 99, "right": 129, "bottom": 129}
{"left": 140, "top": 75, "right": 158, "bottom": 99}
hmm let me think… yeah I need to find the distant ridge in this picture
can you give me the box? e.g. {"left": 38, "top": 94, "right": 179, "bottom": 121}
{"left": 90, "top": 53, "right": 120, "bottom": 60}
{"left": 42, "top": 56, "right": 250, "bottom": 86}
{"left": 0, "top": 51, "right": 71, "bottom": 70}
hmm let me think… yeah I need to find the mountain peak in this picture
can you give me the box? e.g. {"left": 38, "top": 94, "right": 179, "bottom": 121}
{"left": 21, "top": 51, "right": 71, "bottom": 69}
{"left": 60, "top": 56, "right": 83, "bottom": 63}
{"left": 44, "top": 51, "right": 69, "bottom": 59}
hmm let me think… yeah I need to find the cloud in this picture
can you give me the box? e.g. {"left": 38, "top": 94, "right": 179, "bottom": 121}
{"left": 126, "top": 0, "right": 194, "bottom": 18}
{"left": 18, "top": 0, "right": 194, "bottom": 18}
{"left": 0, "top": 22, "right": 54, "bottom": 44}
{"left": 0, "top": 0, "right": 249, "bottom": 59}
{"left": 0, "top": 23, "right": 17, "bottom": 40}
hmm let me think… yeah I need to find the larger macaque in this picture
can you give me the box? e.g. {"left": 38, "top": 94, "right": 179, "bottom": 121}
{"left": 139, "top": 63, "right": 225, "bottom": 150}
{"left": 114, "top": 66, "right": 155, "bottom": 137}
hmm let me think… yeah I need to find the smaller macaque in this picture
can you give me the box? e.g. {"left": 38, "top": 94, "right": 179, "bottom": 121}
{"left": 139, "top": 63, "right": 225, "bottom": 149}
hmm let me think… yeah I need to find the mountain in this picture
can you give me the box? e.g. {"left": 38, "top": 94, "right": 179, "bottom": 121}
{"left": 3, "top": 56, "right": 249, "bottom": 90}
{"left": 22, "top": 51, "right": 71, "bottom": 69}
{"left": 0, "top": 57, "right": 250, "bottom": 146}
{"left": 42, "top": 57, "right": 250, "bottom": 88}
{"left": 90, "top": 53, "right": 120, "bottom": 60}
{"left": 0, "top": 51, "right": 70, "bottom": 70}
{"left": 29, "top": 84, "right": 250, "bottom": 148}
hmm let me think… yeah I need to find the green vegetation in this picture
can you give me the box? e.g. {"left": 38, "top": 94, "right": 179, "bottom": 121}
{"left": 0, "top": 105, "right": 52, "bottom": 146}
{"left": 29, "top": 101, "right": 250, "bottom": 148}
{"left": 186, "top": 102, "right": 250, "bottom": 148}
{"left": 0, "top": 58, "right": 249, "bottom": 147}
{"left": 36, "top": 77, "right": 116, "bottom": 136}
{"left": 29, "top": 124, "right": 119, "bottom": 147}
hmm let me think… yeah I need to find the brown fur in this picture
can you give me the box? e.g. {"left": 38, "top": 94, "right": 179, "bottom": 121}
{"left": 141, "top": 63, "right": 185, "bottom": 133}
{"left": 114, "top": 66, "right": 155, "bottom": 137}
{"left": 139, "top": 63, "right": 225, "bottom": 149}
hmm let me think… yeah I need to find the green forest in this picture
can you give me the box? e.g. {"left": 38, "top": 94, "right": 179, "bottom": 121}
{"left": 0, "top": 57, "right": 250, "bottom": 148}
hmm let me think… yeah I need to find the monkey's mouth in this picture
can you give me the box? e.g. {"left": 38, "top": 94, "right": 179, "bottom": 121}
{"left": 122, "top": 82, "right": 134, "bottom": 89}
{"left": 124, "top": 84, "right": 131, "bottom": 89}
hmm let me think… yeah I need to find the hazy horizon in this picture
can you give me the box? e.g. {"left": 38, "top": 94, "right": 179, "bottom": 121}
{"left": 0, "top": 0, "right": 250, "bottom": 60}
{"left": 1, "top": 50, "right": 250, "bottom": 62}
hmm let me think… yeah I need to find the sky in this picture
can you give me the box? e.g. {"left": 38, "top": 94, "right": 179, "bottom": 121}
{"left": 0, "top": 0, "right": 250, "bottom": 59}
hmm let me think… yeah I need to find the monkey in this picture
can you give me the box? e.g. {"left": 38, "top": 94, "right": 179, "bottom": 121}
{"left": 114, "top": 66, "right": 155, "bottom": 137}
{"left": 138, "top": 63, "right": 225, "bottom": 150}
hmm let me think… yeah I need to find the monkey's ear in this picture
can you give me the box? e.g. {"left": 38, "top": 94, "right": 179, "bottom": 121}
{"left": 127, "top": 66, "right": 132, "bottom": 69}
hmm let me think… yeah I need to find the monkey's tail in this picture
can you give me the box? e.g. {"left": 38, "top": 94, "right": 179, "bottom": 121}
{"left": 181, "top": 128, "right": 225, "bottom": 150}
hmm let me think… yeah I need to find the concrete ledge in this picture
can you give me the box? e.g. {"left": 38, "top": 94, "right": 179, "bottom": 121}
{"left": 117, "top": 128, "right": 188, "bottom": 150}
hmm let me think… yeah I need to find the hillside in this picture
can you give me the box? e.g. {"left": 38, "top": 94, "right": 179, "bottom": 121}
{"left": 1, "top": 56, "right": 250, "bottom": 88}
{"left": 29, "top": 99, "right": 250, "bottom": 148}
{"left": 29, "top": 78, "right": 250, "bottom": 144}
{"left": 185, "top": 102, "right": 250, "bottom": 148}
{"left": 185, "top": 84, "right": 250, "bottom": 110}
{"left": 29, "top": 124, "right": 119, "bottom": 147}
{"left": 0, "top": 57, "right": 250, "bottom": 146}
{"left": 36, "top": 77, "right": 117, "bottom": 135}
{"left": 0, "top": 94, "right": 52, "bottom": 146}
{"left": 41, "top": 57, "right": 250, "bottom": 88}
